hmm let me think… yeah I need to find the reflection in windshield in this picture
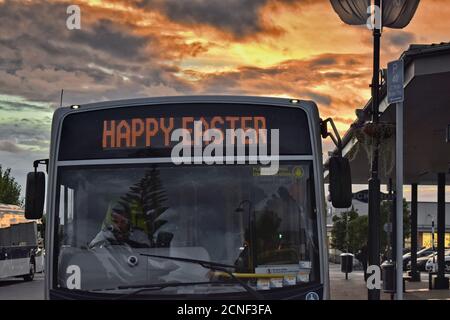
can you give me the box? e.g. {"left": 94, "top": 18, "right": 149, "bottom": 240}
{"left": 88, "top": 167, "right": 169, "bottom": 249}
{"left": 55, "top": 163, "right": 319, "bottom": 295}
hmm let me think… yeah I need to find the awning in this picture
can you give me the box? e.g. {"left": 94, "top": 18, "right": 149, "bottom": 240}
{"left": 325, "top": 42, "right": 450, "bottom": 185}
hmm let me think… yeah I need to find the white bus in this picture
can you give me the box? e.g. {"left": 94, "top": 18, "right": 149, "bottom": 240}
{"left": 24, "top": 96, "right": 351, "bottom": 300}
{"left": 0, "top": 221, "right": 43, "bottom": 281}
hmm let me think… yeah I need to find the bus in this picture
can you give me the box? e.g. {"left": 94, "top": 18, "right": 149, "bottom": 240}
{"left": 0, "top": 221, "right": 43, "bottom": 281}
{"left": 24, "top": 96, "right": 351, "bottom": 300}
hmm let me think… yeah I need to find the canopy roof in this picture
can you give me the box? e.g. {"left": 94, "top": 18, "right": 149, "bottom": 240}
{"left": 326, "top": 42, "right": 450, "bottom": 185}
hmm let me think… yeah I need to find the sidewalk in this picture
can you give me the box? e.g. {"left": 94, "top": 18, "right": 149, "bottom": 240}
{"left": 329, "top": 263, "right": 450, "bottom": 300}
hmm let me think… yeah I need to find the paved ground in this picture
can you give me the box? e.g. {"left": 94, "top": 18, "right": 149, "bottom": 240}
{"left": 0, "top": 266, "right": 449, "bottom": 300}
{"left": 0, "top": 273, "right": 44, "bottom": 300}
{"left": 329, "top": 263, "right": 450, "bottom": 300}
{"left": 330, "top": 263, "right": 392, "bottom": 300}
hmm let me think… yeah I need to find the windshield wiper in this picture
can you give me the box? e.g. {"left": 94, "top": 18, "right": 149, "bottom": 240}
{"left": 135, "top": 253, "right": 264, "bottom": 300}
{"left": 101, "top": 281, "right": 224, "bottom": 299}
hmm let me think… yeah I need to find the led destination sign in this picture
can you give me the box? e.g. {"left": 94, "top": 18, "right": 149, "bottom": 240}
{"left": 102, "top": 116, "right": 268, "bottom": 149}
{"left": 58, "top": 103, "right": 312, "bottom": 161}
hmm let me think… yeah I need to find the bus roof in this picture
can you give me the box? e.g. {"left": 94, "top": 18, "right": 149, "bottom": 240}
{"left": 54, "top": 95, "right": 319, "bottom": 161}
{"left": 57, "top": 95, "right": 318, "bottom": 114}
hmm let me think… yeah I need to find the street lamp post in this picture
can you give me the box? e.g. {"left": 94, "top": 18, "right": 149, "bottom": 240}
{"left": 367, "top": 0, "right": 382, "bottom": 300}
{"left": 330, "top": 0, "right": 420, "bottom": 300}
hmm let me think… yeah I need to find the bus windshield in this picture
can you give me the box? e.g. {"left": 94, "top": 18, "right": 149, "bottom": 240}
{"left": 55, "top": 162, "right": 319, "bottom": 295}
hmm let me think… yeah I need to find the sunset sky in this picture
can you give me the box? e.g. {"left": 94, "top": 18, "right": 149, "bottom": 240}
{"left": 0, "top": 0, "right": 449, "bottom": 200}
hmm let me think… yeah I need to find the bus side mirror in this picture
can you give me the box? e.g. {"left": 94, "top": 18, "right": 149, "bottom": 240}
{"left": 329, "top": 156, "right": 352, "bottom": 208}
{"left": 25, "top": 171, "right": 45, "bottom": 219}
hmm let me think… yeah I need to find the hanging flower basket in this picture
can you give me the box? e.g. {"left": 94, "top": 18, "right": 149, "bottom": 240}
{"left": 364, "top": 122, "right": 395, "bottom": 140}
{"left": 354, "top": 122, "right": 395, "bottom": 145}
{"left": 351, "top": 122, "right": 396, "bottom": 176}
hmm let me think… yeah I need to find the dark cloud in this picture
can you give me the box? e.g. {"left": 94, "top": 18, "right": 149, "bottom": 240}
{"left": 345, "top": 58, "right": 363, "bottom": 66}
{"left": 0, "top": 1, "right": 191, "bottom": 104}
{"left": 68, "top": 19, "right": 150, "bottom": 60}
{"left": 321, "top": 72, "right": 344, "bottom": 79}
{"left": 138, "top": 0, "right": 269, "bottom": 38}
{"left": 0, "top": 140, "right": 24, "bottom": 154}
{"left": 0, "top": 117, "right": 51, "bottom": 149}
{"left": 137, "top": 0, "right": 311, "bottom": 39}
{"left": 304, "top": 91, "right": 332, "bottom": 106}
{"left": 384, "top": 31, "right": 417, "bottom": 48}
{"left": 0, "top": 99, "right": 50, "bottom": 112}
{"left": 309, "top": 57, "right": 338, "bottom": 68}
{"left": 0, "top": 96, "right": 53, "bottom": 154}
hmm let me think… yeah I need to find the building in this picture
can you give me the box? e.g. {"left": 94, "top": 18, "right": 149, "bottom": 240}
{"left": 0, "top": 203, "right": 44, "bottom": 247}
{"left": 325, "top": 42, "right": 450, "bottom": 284}
{"left": 0, "top": 203, "right": 29, "bottom": 228}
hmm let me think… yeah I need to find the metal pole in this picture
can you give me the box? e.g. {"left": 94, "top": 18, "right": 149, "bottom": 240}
{"left": 247, "top": 205, "right": 254, "bottom": 272}
{"left": 392, "top": 192, "right": 397, "bottom": 264}
{"left": 410, "top": 184, "right": 419, "bottom": 281}
{"left": 432, "top": 218, "right": 435, "bottom": 270}
{"left": 368, "top": 0, "right": 382, "bottom": 300}
{"left": 60, "top": 89, "right": 64, "bottom": 108}
{"left": 248, "top": 203, "right": 257, "bottom": 273}
{"left": 395, "top": 101, "right": 404, "bottom": 300}
{"left": 434, "top": 173, "right": 449, "bottom": 289}
{"left": 388, "top": 178, "right": 393, "bottom": 261}
{"left": 346, "top": 211, "right": 349, "bottom": 253}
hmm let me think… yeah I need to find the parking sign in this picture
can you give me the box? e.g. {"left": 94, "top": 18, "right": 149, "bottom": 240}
{"left": 387, "top": 60, "right": 404, "bottom": 104}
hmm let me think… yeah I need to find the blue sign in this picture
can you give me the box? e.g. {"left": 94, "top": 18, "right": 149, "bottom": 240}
{"left": 387, "top": 60, "right": 404, "bottom": 104}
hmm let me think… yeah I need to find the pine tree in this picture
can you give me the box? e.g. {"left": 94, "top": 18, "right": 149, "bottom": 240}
{"left": 113, "top": 166, "right": 169, "bottom": 246}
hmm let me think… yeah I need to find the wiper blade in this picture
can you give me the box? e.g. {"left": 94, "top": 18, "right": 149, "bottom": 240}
{"left": 141, "top": 253, "right": 236, "bottom": 269}
{"left": 140, "top": 253, "right": 264, "bottom": 300}
{"left": 106, "top": 281, "right": 224, "bottom": 299}
{"left": 116, "top": 281, "right": 218, "bottom": 291}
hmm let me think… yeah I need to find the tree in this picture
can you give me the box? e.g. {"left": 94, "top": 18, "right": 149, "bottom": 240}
{"left": 379, "top": 198, "right": 411, "bottom": 258}
{"left": 39, "top": 214, "right": 46, "bottom": 245}
{"left": 330, "top": 199, "right": 411, "bottom": 256}
{"left": 330, "top": 206, "right": 359, "bottom": 252}
{"left": 348, "top": 215, "right": 369, "bottom": 254}
{"left": 0, "top": 165, "right": 22, "bottom": 206}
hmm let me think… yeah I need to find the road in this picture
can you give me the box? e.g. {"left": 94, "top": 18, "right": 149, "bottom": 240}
{"left": 329, "top": 263, "right": 450, "bottom": 300}
{"left": 1, "top": 266, "right": 448, "bottom": 300}
{"left": 0, "top": 273, "right": 45, "bottom": 300}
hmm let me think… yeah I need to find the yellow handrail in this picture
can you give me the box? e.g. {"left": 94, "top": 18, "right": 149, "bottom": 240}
{"left": 212, "top": 271, "right": 295, "bottom": 279}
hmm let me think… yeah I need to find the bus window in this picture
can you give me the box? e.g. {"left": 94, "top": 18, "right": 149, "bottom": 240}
{"left": 54, "top": 162, "right": 319, "bottom": 293}
{"left": 58, "top": 185, "right": 75, "bottom": 247}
